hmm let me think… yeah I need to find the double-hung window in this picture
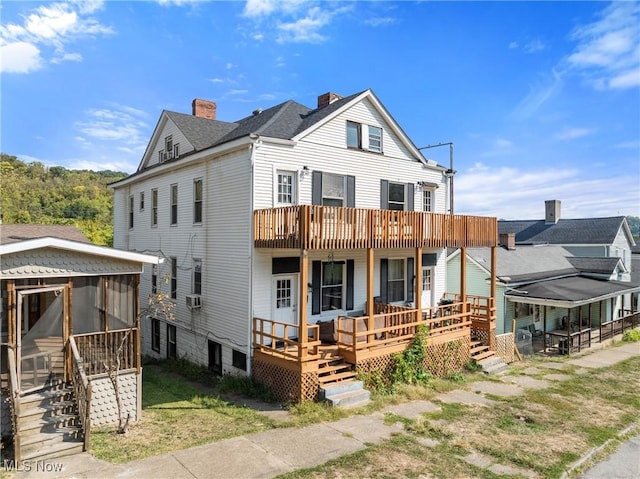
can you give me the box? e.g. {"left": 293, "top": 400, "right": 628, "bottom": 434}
{"left": 170, "top": 184, "right": 178, "bottom": 225}
{"left": 192, "top": 259, "right": 202, "bottom": 295}
{"left": 151, "top": 264, "right": 158, "bottom": 295}
{"left": 151, "top": 317, "right": 160, "bottom": 353}
{"left": 140, "top": 191, "right": 145, "bottom": 211}
{"left": 151, "top": 188, "right": 158, "bottom": 226}
{"left": 368, "top": 126, "right": 382, "bottom": 153}
{"left": 346, "top": 121, "right": 361, "bottom": 149}
{"left": 170, "top": 257, "right": 177, "bottom": 300}
{"left": 388, "top": 183, "right": 406, "bottom": 211}
{"left": 128, "top": 195, "right": 134, "bottom": 228}
{"left": 322, "top": 173, "right": 345, "bottom": 206}
{"left": 166, "top": 324, "right": 177, "bottom": 359}
{"left": 321, "top": 262, "right": 344, "bottom": 312}
{"left": 387, "top": 259, "right": 405, "bottom": 303}
{"left": 193, "top": 178, "right": 203, "bottom": 223}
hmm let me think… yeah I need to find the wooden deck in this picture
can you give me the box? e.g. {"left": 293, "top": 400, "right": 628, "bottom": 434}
{"left": 253, "top": 298, "right": 493, "bottom": 370}
{"left": 254, "top": 205, "right": 498, "bottom": 250}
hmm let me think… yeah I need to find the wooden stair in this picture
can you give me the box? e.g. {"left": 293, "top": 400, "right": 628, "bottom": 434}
{"left": 16, "top": 381, "right": 84, "bottom": 461}
{"left": 471, "top": 341, "right": 508, "bottom": 375}
{"left": 316, "top": 355, "right": 357, "bottom": 385}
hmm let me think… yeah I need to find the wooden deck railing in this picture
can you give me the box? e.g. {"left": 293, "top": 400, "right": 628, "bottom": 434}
{"left": 73, "top": 328, "right": 139, "bottom": 376}
{"left": 253, "top": 317, "right": 321, "bottom": 362}
{"left": 69, "top": 336, "right": 92, "bottom": 451}
{"left": 254, "top": 205, "right": 497, "bottom": 249}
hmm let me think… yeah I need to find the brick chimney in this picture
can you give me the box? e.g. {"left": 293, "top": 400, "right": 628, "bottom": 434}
{"left": 545, "top": 199, "right": 561, "bottom": 224}
{"left": 317, "top": 92, "right": 343, "bottom": 109}
{"left": 499, "top": 233, "right": 516, "bottom": 250}
{"left": 192, "top": 99, "right": 217, "bottom": 120}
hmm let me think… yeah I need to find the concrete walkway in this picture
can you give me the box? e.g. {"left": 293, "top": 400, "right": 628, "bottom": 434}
{"left": 12, "top": 341, "right": 639, "bottom": 479}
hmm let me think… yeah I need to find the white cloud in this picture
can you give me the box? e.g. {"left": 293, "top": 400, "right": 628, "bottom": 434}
{"left": 0, "top": 1, "right": 113, "bottom": 73}
{"left": 455, "top": 165, "right": 639, "bottom": 219}
{"left": 0, "top": 42, "right": 42, "bottom": 73}
{"left": 509, "top": 41, "right": 519, "bottom": 49}
{"left": 364, "top": 16, "right": 396, "bottom": 27}
{"left": 554, "top": 127, "right": 596, "bottom": 140}
{"left": 511, "top": 69, "right": 564, "bottom": 121}
{"left": 566, "top": 2, "right": 640, "bottom": 90}
{"left": 75, "top": 105, "right": 148, "bottom": 146}
{"left": 242, "top": 1, "right": 351, "bottom": 44}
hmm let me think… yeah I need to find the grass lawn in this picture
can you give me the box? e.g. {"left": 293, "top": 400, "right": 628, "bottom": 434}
{"left": 90, "top": 364, "right": 285, "bottom": 463}
{"left": 89, "top": 352, "right": 639, "bottom": 478}
{"left": 275, "top": 355, "right": 640, "bottom": 479}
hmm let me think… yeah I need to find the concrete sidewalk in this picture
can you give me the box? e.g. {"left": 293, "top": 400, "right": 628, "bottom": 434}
{"left": 12, "top": 340, "right": 639, "bottom": 479}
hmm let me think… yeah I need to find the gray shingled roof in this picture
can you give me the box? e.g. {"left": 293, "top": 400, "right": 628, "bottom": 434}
{"left": 567, "top": 257, "right": 623, "bottom": 275}
{"left": 465, "top": 245, "right": 578, "bottom": 283}
{"left": 498, "top": 217, "right": 626, "bottom": 245}
{"left": 1, "top": 224, "right": 90, "bottom": 244}
{"left": 505, "top": 276, "right": 638, "bottom": 303}
{"left": 155, "top": 91, "right": 367, "bottom": 165}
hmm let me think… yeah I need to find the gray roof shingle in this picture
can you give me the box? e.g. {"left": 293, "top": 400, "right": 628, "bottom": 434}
{"left": 1, "top": 224, "right": 90, "bottom": 245}
{"left": 498, "top": 217, "right": 626, "bottom": 245}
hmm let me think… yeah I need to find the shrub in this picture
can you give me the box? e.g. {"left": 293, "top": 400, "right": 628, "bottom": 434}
{"left": 622, "top": 329, "right": 640, "bottom": 342}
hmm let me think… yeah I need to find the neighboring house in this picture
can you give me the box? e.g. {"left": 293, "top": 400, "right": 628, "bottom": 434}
{"left": 0, "top": 225, "right": 160, "bottom": 462}
{"left": 111, "top": 89, "right": 500, "bottom": 403}
{"left": 448, "top": 214, "right": 640, "bottom": 355}
{"left": 499, "top": 200, "right": 635, "bottom": 282}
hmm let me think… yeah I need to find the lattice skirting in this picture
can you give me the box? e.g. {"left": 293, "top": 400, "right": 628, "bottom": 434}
{"left": 472, "top": 328, "right": 496, "bottom": 350}
{"left": 252, "top": 357, "right": 319, "bottom": 403}
{"left": 495, "top": 333, "right": 516, "bottom": 363}
{"left": 356, "top": 336, "right": 471, "bottom": 384}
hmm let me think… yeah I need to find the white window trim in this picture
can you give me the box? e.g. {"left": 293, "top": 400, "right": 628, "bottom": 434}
{"left": 367, "top": 125, "right": 382, "bottom": 153}
{"left": 274, "top": 169, "right": 297, "bottom": 206}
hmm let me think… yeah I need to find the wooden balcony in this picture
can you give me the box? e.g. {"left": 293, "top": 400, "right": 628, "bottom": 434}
{"left": 254, "top": 205, "right": 497, "bottom": 250}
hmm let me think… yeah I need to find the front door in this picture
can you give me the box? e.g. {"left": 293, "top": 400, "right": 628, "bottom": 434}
{"left": 421, "top": 266, "right": 434, "bottom": 309}
{"left": 17, "top": 286, "right": 66, "bottom": 393}
{"left": 272, "top": 274, "right": 298, "bottom": 339}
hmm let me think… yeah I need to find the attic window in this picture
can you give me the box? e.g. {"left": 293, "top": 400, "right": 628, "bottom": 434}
{"left": 165, "top": 136, "right": 173, "bottom": 154}
{"left": 346, "top": 121, "right": 361, "bottom": 149}
{"left": 368, "top": 126, "right": 382, "bottom": 153}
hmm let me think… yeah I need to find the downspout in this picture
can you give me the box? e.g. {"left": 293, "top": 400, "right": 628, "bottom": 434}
{"left": 246, "top": 137, "right": 258, "bottom": 376}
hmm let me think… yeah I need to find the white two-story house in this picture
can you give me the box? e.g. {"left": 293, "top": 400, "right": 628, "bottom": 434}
{"left": 111, "top": 90, "right": 499, "bottom": 402}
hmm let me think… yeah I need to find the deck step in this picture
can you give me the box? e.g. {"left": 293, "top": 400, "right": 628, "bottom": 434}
{"left": 477, "top": 356, "right": 509, "bottom": 375}
{"left": 21, "top": 439, "right": 84, "bottom": 462}
{"left": 318, "top": 370, "right": 357, "bottom": 384}
{"left": 472, "top": 350, "right": 495, "bottom": 361}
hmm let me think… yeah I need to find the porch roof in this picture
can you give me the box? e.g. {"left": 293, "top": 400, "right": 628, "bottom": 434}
{"left": 505, "top": 276, "right": 640, "bottom": 308}
{"left": 0, "top": 237, "right": 163, "bottom": 265}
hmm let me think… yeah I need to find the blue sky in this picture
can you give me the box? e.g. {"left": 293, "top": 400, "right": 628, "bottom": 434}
{"left": 1, "top": 0, "right": 639, "bottom": 220}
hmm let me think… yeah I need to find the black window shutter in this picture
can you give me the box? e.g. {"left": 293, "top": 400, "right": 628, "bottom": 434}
{"left": 312, "top": 261, "right": 321, "bottom": 314}
{"left": 407, "top": 257, "right": 414, "bottom": 303}
{"left": 380, "top": 180, "right": 389, "bottom": 209}
{"left": 312, "top": 170, "right": 323, "bottom": 205}
{"left": 407, "top": 183, "right": 414, "bottom": 211}
{"left": 346, "top": 175, "right": 356, "bottom": 208}
{"left": 346, "top": 259, "right": 354, "bottom": 310}
{"left": 380, "top": 258, "right": 388, "bottom": 303}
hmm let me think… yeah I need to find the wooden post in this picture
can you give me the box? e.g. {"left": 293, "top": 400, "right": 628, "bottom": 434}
{"left": 460, "top": 246, "right": 467, "bottom": 302}
{"left": 64, "top": 279, "right": 72, "bottom": 382}
{"left": 134, "top": 274, "right": 141, "bottom": 373}
{"left": 299, "top": 250, "right": 309, "bottom": 360}
{"left": 490, "top": 246, "right": 497, "bottom": 302}
{"left": 366, "top": 247, "right": 374, "bottom": 343}
{"left": 415, "top": 247, "right": 422, "bottom": 313}
{"left": 7, "top": 281, "right": 16, "bottom": 346}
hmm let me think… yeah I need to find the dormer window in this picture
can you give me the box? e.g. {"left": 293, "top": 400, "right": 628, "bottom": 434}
{"left": 165, "top": 135, "right": 173, "bottom": 154}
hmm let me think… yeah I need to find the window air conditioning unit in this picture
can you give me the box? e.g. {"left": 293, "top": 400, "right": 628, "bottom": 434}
{"left": 186, "top": 294, "right": 201, "bottom": 310}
